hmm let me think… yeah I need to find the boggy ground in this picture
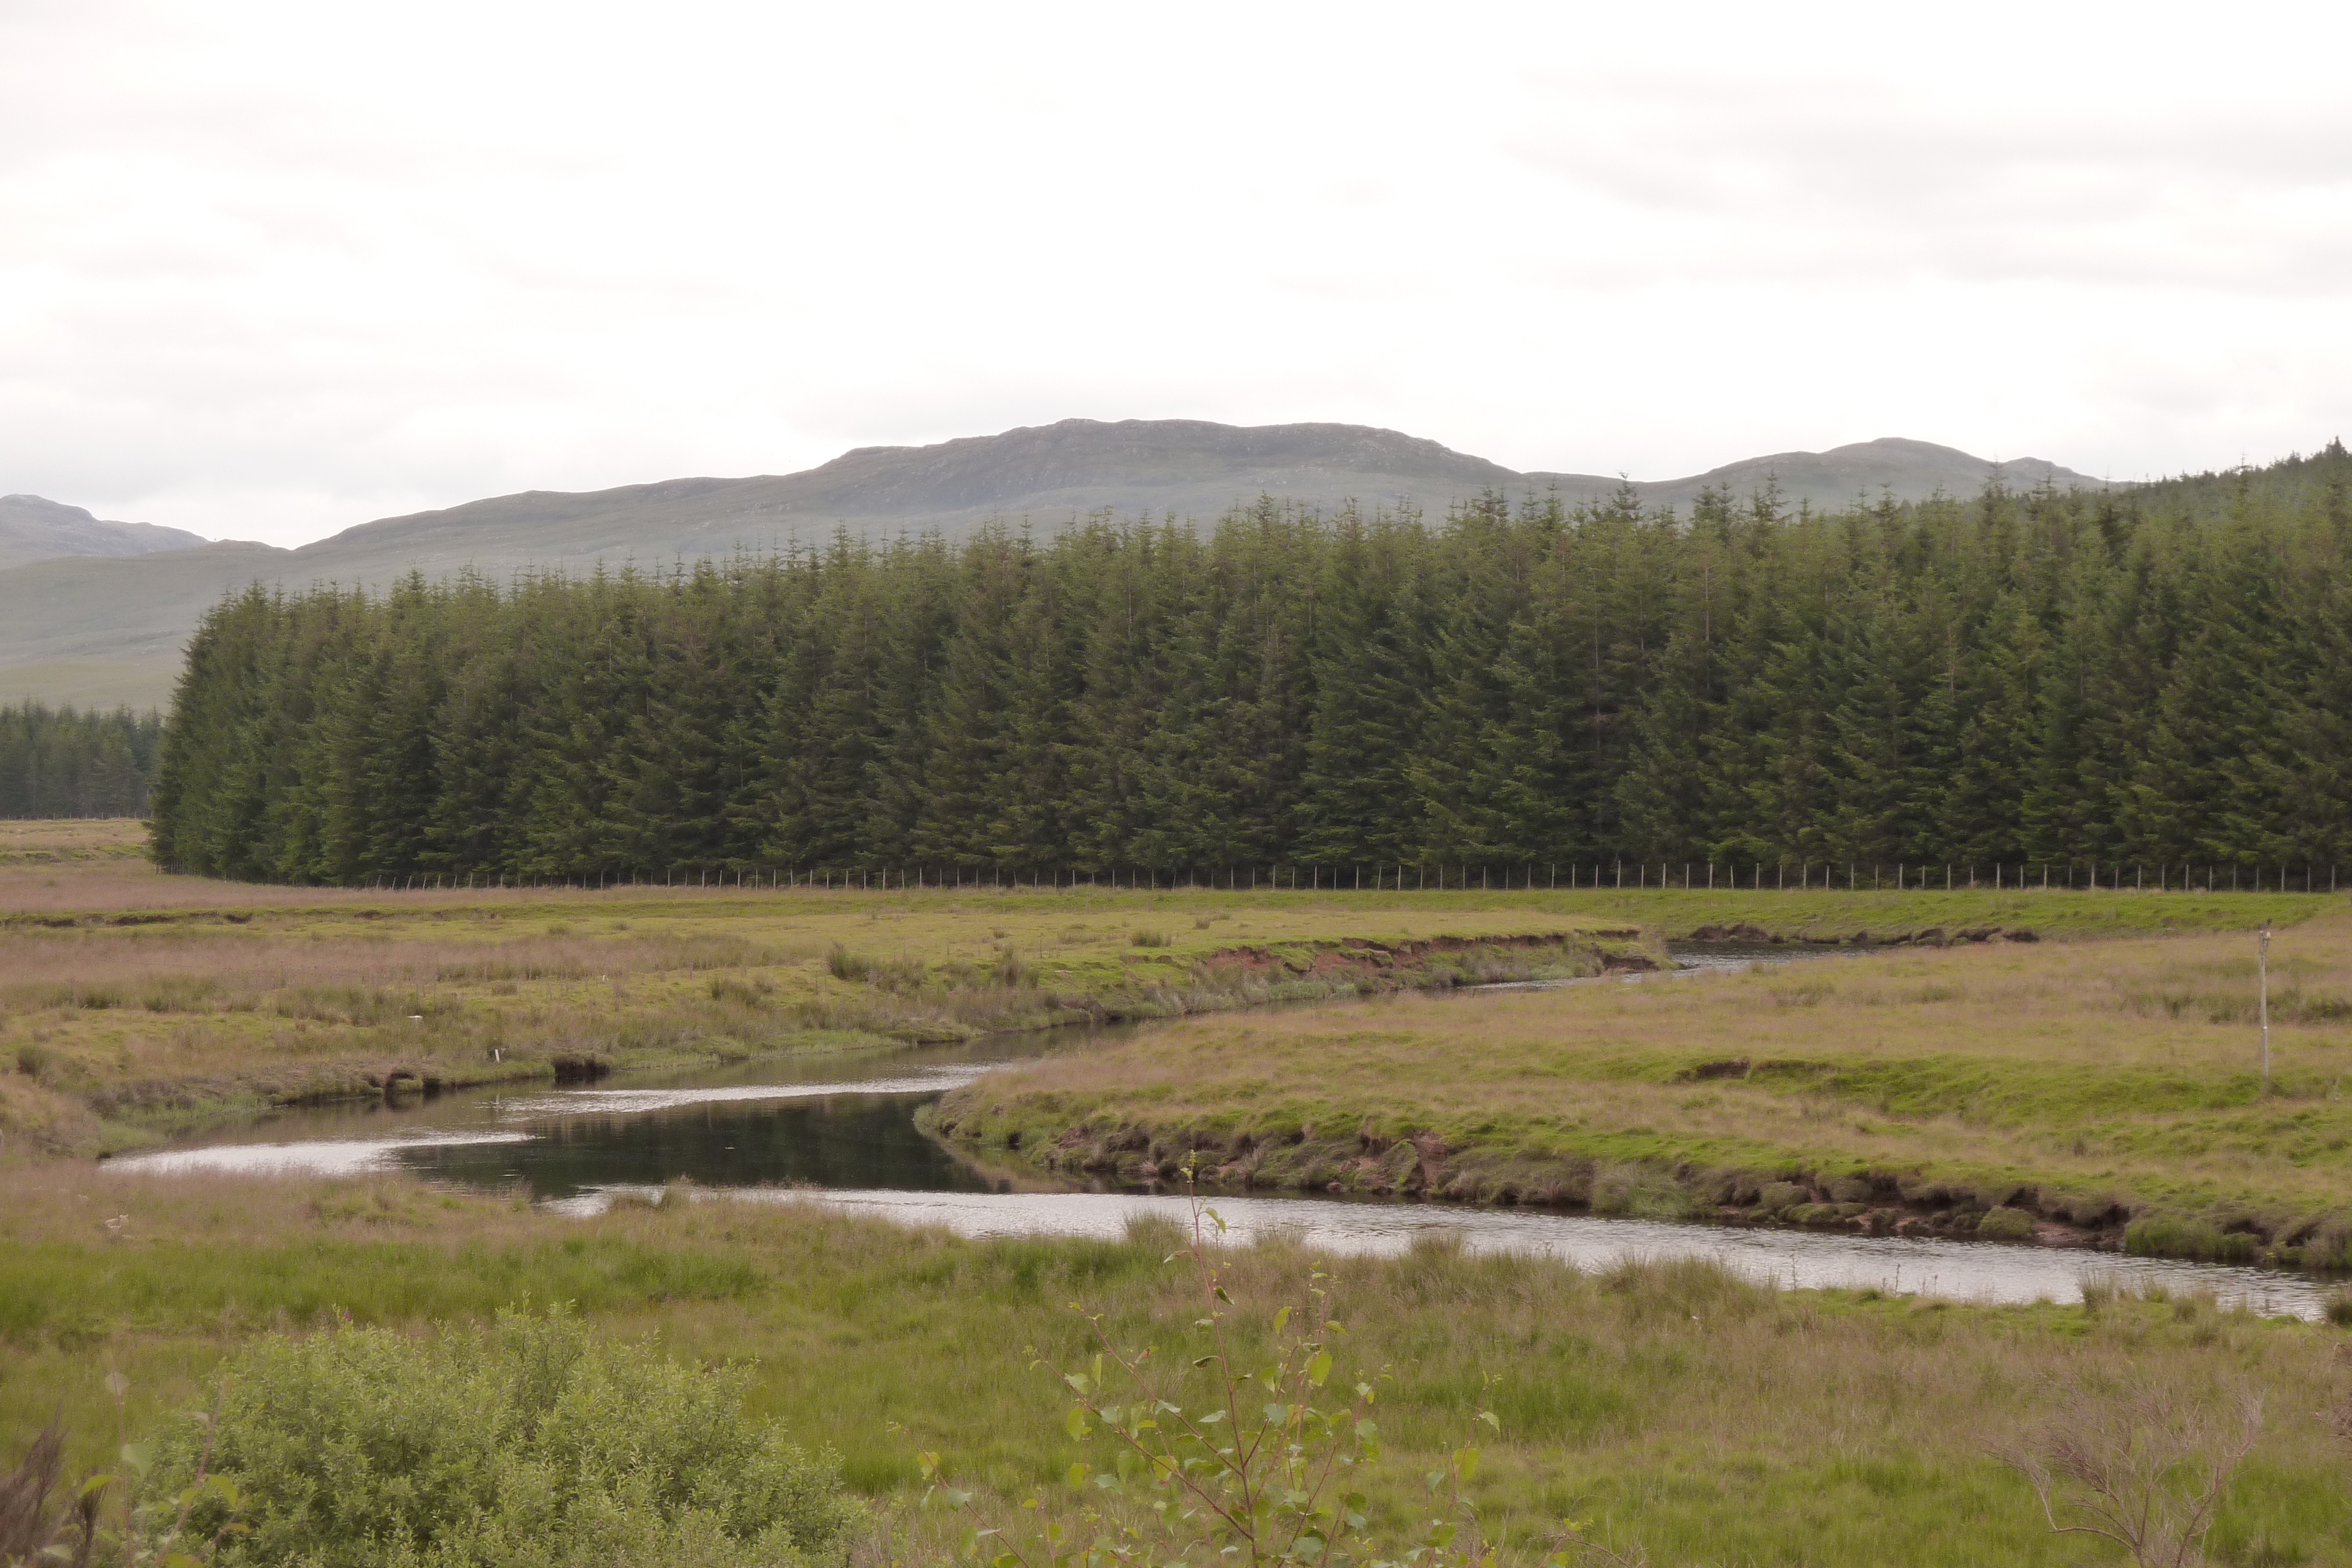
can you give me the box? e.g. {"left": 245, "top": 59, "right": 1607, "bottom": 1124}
{"left": 2, "top": 1162, "right": 2348, "bottom": 1567}
{"left": 934, "top": 905, "right": 2352, "bottom": 1268}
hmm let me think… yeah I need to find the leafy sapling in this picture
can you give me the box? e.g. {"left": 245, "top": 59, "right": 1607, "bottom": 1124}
{"left": 918, "top": 1172, "right": 1533, "bottom": 1568}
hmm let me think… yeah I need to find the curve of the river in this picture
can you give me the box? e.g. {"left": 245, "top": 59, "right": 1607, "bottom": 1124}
{"left": 108, "top": 946, "right": 2340, "bottom": 1321}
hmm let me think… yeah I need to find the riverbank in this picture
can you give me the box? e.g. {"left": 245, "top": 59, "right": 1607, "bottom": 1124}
{"left": 2, "top": 1160, "right": 2344, "bottom": 1566}
{"left": 3, "top": 915, "right": 1616, "bottom": 1153}
{"left": 2, "top": 833, "right": 1655, "bottom": 1154}
{"left": 935, "top": 908, "right": 2352, "bottom": 1268}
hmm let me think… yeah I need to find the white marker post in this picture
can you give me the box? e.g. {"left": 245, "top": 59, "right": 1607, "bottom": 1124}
{"left": 2259, "top": 924, "right": 2273, "bottom": 1095}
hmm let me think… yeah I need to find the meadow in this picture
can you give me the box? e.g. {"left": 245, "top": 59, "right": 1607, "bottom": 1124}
{"left": 9, "top": 824, "right": 2352, "bottom": 1564}
{"left": 1, "top": 1161, "right": 2347, "bottom": 1567}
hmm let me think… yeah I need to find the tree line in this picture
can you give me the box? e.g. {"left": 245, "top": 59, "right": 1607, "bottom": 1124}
{"left": 149, "top": 442, "right": 2352, "bottom": 884}
{"left": 0, "top": 701, "right": 162, "bottom": 819}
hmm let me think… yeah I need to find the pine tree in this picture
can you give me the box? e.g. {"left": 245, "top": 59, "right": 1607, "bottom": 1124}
{"left": 1295, "top": 508, "right": 1430, "bottom": 868}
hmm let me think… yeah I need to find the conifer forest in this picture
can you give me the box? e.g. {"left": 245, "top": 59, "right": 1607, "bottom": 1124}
{"left": 149, "top": 444, "right": 2352, "bottom": 887}
{"left": 0, "top": 701, "right": 161, "bottom": 820}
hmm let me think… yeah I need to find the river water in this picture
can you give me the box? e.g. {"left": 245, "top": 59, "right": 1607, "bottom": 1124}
{"left": 106, "top": 947, "right": 2338, "bottom": 1320}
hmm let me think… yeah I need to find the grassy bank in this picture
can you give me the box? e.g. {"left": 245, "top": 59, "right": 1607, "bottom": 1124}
{"left": 937, "top": 908, "right": 2352, "bottom": 1268}
{"left": 1444, "top": 882, "right": 2325, "bottom": 942}
{"left": 2, "top": 824, "right": 1672, "bottom": 1155}
{"left": 1, "top": 1162, "right": 2346, "bottom": 1566}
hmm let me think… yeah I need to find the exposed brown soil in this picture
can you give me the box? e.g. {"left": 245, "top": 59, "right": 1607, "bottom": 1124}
{"left": 1682, "top": 921, "right": 2036, "bottom": 945}
{"left": 936, "top": 1116, "right": 2128, "bottom": 1252}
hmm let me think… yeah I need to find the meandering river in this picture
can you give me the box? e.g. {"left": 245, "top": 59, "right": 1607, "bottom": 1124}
{"left": 108, "top": 946, "right": 2338, "bottom": 1320}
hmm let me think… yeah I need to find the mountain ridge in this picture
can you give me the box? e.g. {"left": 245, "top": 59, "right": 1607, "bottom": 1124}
{"left": 0, "top": 493, "right": 209, "bottom": 573}
{"left": 1, "top": 420, "right": 2103, "bottom": 708}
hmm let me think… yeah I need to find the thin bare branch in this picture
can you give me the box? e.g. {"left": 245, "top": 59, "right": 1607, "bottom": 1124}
{"left": 1994, "top": 1377, "right": 2262, "bottom": 1568}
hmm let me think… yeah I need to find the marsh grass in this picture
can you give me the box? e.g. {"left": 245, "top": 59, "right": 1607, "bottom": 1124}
{"left": 0, "top": 818, "right": 148, "bottom": 857}
{"left": 0, "top": 1166, "right": 2346, "bottom": 1566}
{"left": 0, "top": 820, "right": 2325, "bottom": 933}
{"left": 939, "top": 912, "right": 2352, "bottom": 1262}
{"left": 2, "top": 859, "right": 1705, "bottom": 1153}
{"left": 5, "top": 834, "right": 2339, "bottom": 1201}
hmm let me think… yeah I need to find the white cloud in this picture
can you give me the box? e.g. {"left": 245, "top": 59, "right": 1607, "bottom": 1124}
{"left": 2, "top": 0, "right": 2348, "bottom": 544}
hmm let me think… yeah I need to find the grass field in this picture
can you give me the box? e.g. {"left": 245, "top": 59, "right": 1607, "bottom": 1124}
{"left": 1, "top": 1161, "right": 2346, "bottom": 1567}
{"left": 8, "top": 823, "right": 2352, "bottom": 1562}
{"left": 0, "top": 818, "right": 153, "bottom": 866}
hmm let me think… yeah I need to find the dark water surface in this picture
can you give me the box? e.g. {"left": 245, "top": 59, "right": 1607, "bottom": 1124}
{"left": 113, "top": 1043, "right": 1018, "bottom": 1192}
{"left": 109, "top": 946, "right": 2338, "bottom": 1319}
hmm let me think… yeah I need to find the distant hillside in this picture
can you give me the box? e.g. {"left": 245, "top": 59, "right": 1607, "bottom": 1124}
{"left": 0, "top": 420, "right": 2104, "bottom": 708}
{"left": 1610, "top": 437, "right": 2102, "bottom": 514}
{"left": 303, "top": 426, "right": 2100, "bottom": 579}
{"left": 0, "top": 494, "right": 207, "bottom": 573}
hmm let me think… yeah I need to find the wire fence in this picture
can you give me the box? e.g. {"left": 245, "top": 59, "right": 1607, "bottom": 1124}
{"left": 335, "top": 860, "right": 2347, "bottom": 895}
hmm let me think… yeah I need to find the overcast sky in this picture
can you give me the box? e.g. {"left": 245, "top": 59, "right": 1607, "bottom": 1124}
{"left": 4, "top": 1, "right": 2348, "bottom": 547}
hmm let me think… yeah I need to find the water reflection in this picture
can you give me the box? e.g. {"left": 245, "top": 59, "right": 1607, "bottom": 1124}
{"left": 399, "top": 1094, "right": 996, "bottom": 1193}
{"left": 119, "top": 1131, "right": 530, "bottom": 1178}
{"left": 112, "top": 1061, "right": 1004, "bottom": 1195}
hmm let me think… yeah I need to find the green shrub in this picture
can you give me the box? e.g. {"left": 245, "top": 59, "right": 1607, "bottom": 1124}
{"left": 1976, "top": 1206, "right": 2037, "bottom": 1242}
{"left": 2327, "top": 1288, "right": 2352, "bottom": 1328}
{"left": 824, "top": 944, "right": 871, "bottom": 982}
{"left": 138, "top": 1306, "right": 858, "bottom": 1568}
{"left": 1130, "top": 929, "right": 1171, "bottom": 948}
